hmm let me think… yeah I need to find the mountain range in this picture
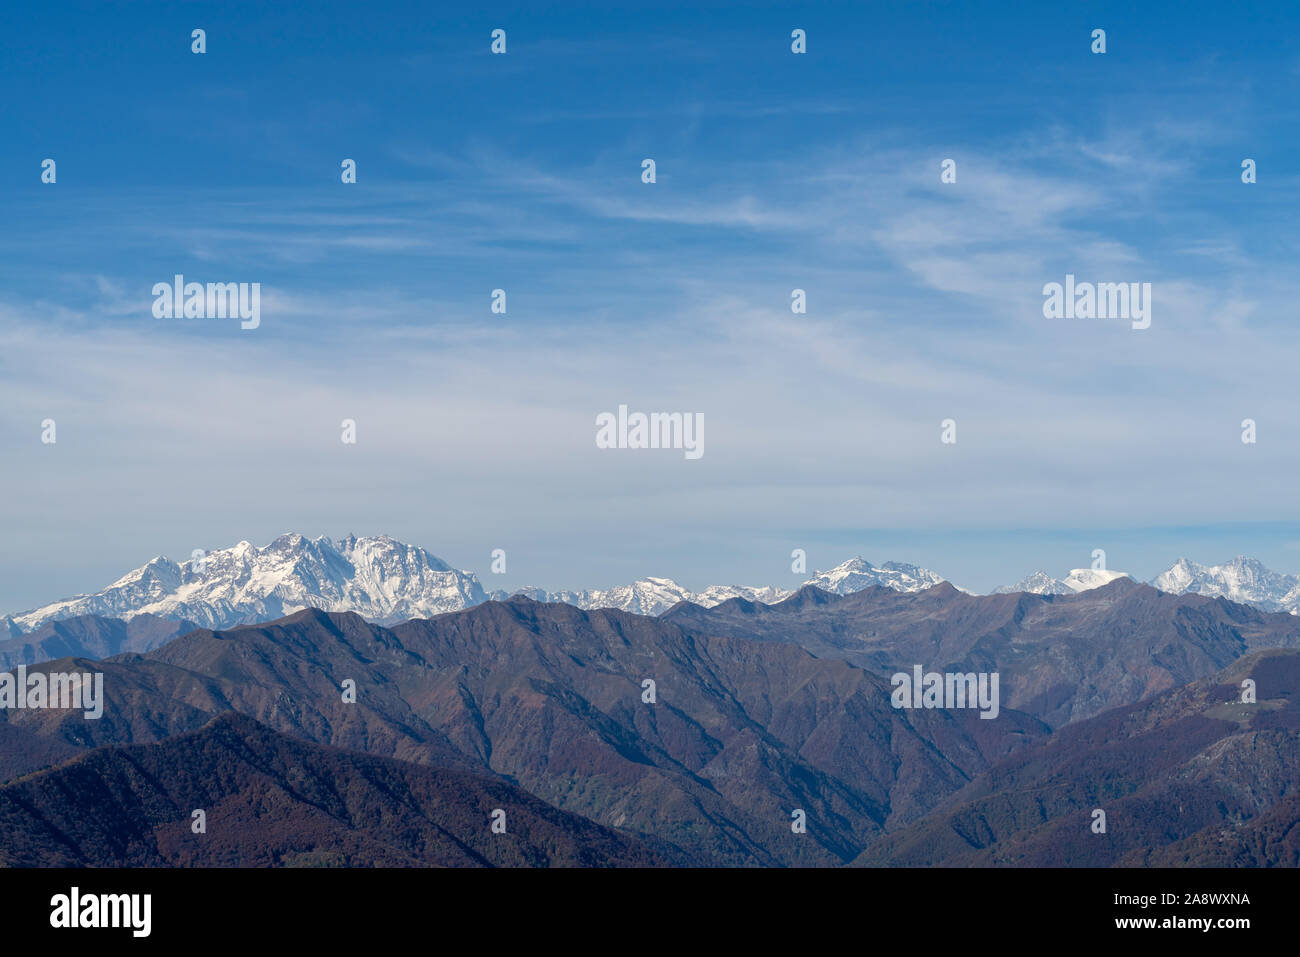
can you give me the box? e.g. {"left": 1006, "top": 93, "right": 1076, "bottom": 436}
{"left": 993, "top": 567, "right": 1131, "bottom": 595}
{"left": 494, "top": 557, "right": 945, "bottom": 615}
{"left": 3, "top": 534, "right": 488, "bottom": 635}
{"left": 4, "top": 580, "right": 1298, "bottom": 866}
{"left": 0, "top": 599, "right": 1051, "bottom": 866}
{"left": 10, "top": 534, "right": 1300, "bottom": 639}
{"left": 1151, "top": 556, "right": 1300, "bottom": 616}
{"left": 663, "top": 578, "right": 1300, "bottom": 727}
{"left": 2, "top": 536, "right": 945, "bottom": 636}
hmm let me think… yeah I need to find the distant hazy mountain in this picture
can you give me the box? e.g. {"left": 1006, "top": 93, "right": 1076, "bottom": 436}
{"left": 490, "top": 557, "right": 947, "bottom": 616}
{"left": 0, "top": 613, "right": 196, "bottom": 669}
{"left": 993, "top": 571, "right": 1075, "bottom": 595}
{"left": 3, "top": 536, "right": 951, "bottom": 654}
{"left": 9, "top": 534, "right": 488, "bottom": 633}
{"left": 15, "top": 532, "right": 1300, "bottom": 636}
{"left": 997, "top": 558, "right": 1300, "bottom": 613}
{"left": 994, "top": 568, "right": 1130, "bottom": 595}
{"left": 489, "top": 578, "right": 792, "bottom": 617}
{"left": 800, "top": 557, "right": 947, "bottom": 595}
{"left": 1151, "top": 556, "right": 1300, "bottom": 615}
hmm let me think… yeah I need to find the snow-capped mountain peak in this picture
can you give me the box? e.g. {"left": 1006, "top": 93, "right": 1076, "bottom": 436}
{"left": 995, "top": 567, "right": 1130, "bottom": 595}
{"left": 993, "top": 571, "right": 1076, "bottom": 595}
{"left": 500, "top": 557, "right": 952, "bottom": 616}
{"left": 42, "top": 535, "right": 1300, "bottom": 636}
{"left": 490, "top": 577, "right": 793, "bottom": 617}
{"left": 1062, "top": 568, "right": 1130, "bottom": 591}
{"left": 801, "top": 557, "right": 946, "bottom": 595}
{"left": 10, "top": 534, "right": 486, "bottom": 633}
{"left": 7, "top": 538, "right": 961, "bottom": 632}
{"left": 1150, "top": 556, "right": 1300, "bottom": 614}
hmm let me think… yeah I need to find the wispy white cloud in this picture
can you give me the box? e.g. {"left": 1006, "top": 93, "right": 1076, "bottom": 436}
{"left": 2, "top": 111, "right": 1297, "bottom": 605}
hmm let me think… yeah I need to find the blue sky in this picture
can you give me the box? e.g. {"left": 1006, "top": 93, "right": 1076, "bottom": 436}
{"left": 3, "top": 0, "right": 1300, "bottom": 609}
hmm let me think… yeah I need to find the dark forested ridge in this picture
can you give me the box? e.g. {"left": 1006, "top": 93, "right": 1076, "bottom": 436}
{"left": 0, "top": 711, "right": 666, "bottom": 867}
